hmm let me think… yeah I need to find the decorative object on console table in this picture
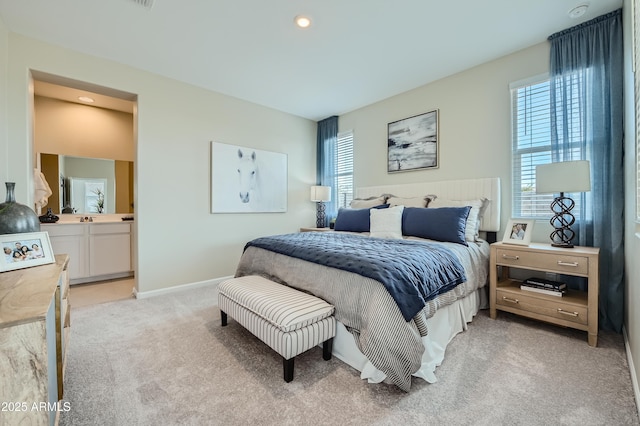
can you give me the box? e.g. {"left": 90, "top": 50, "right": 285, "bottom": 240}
{"left": 0, "top": 231, "right": 55, "bottom": 272}
{"left": 502, "top": 218, "right": 534, "bottom": 246}
{"left": 310, "top": 185, "right": 331, "bottom": 228}
{"left": 388, "top": 109, "right": 439, "bottom": 173}
{"left": 536, "top": 160, "right": 591, "bottom": 248}
{"left": 0, "top": 182, "right": 41, "bottom": 234}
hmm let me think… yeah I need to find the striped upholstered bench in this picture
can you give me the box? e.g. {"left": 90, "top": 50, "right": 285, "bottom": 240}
{"left": 218, "top": 275, "right": 336, "bottom": 382}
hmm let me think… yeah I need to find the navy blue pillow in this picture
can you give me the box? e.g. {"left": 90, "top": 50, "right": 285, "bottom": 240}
{"left": 334, "top": 204, "right": 389, "bottom": 232}
{"left": 402, "top": 206, "right": 471, "bottom": 246}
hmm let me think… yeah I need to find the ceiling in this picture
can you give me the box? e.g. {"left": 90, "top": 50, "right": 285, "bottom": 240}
{"left": 0, "top": 0, "right": 624, "bottom": 121}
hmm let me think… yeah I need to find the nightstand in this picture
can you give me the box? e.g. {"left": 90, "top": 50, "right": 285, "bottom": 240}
{"left": 489, "top": 242, "right": 599, "bottom": 346}
{"left": 299, "top": 227, "right": 331, "bottom": 232}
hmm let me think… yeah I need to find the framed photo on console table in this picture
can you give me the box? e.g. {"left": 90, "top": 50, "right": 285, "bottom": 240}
{"left": 388, "top": 109, "right": 439, "bottom": 173}
{"left": 502, "top": 219, "right": 534, "bottom": 246}
{"left": 0, "top": 231, "right": 55, "bottom": 272}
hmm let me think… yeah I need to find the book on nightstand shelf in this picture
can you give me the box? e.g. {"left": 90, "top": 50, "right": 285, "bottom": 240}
{"left": 520, "top": 277, "right": 567, "bottom": 297}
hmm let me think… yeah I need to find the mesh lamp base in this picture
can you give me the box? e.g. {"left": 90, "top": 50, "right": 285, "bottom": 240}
{"left": 316, "top": 202, "right": 326, "bottom": 228}
{"left": 549, "top": 193, "right": 576, "bottom": 248}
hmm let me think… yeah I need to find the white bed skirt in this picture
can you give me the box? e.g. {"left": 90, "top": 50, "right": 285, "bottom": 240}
{"left": 332, "top": 287, "right": 487, "bottom": 385}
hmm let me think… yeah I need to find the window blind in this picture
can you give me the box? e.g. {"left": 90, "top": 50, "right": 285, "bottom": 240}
{"left": 510, "top": 74, "right": 588, "bottom": 219}
{"left": 335, "top": 131, "right": 354, "bottom": 209}
{"left": 511, "top": 79, "right": 554, "bottom": 218}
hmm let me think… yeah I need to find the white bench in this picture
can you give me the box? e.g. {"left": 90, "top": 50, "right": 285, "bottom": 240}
{"left": 218, "top": 275, "right": 336, "bottom": 382}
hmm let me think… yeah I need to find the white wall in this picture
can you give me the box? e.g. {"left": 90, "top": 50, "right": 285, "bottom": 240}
{"left": 34, "top": 96, "right": 135, "bottom": 161}
{"left": 0, "top": 16, "right": 8, "bottom": 187}
{"left": 623, "top": 0, "right": 640, "bottom": 404}
{"left": 5, "top": 33, "right": 317, "bottom": 293}
{"left": 339, "top": 42, "right": 550, "bottom": 240}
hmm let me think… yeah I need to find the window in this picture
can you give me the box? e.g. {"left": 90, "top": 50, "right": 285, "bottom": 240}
{"left": 335, "top": 131, "right": 354, "bottom": 209}
{"left": 510, "top": 74, "right": 589, "bottom": 219}
{"left": 511, "top": 76, "right": 553, "bottom": 218}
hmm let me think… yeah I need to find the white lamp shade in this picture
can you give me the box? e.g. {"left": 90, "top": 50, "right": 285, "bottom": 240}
{"left": 536, "top": 160, "right": 591, "bottom": 194}
{"left": 310, "top": 185, "right": 331, "bottom": 202}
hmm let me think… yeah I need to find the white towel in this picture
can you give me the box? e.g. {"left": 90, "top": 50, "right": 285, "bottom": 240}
{"left": 34, "top": 168, "right": 53, "bottom": 214}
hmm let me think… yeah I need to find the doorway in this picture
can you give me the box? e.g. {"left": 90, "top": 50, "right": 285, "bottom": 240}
{"left": 30, "top": 70, "right": 138, "bottom": 300}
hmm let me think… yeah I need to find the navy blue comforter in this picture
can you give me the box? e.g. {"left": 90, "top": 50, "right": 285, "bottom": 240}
{"left": 244, "top": 232, "right": 466, "bottom": 321}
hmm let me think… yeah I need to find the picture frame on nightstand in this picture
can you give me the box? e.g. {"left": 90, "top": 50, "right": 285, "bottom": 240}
{"left": 502, "top": 219, "right": 534, "bottom": 246}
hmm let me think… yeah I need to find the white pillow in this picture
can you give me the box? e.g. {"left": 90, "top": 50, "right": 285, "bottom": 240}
{"left": 369, "top": 206, "right": 404, "bottom": 239}
{"left": 386, "top": 196, "right": 430, "bottom": 208}
{"left": 350, "top": 196, "right": 386, "bottom": 209}
{"left": 428, "top": 198, "right": 488, "bottom": 241}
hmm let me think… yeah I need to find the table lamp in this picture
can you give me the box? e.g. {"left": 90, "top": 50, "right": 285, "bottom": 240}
{"left": 535, "top": 160, "right": 591, "bottom": 248}
{"left": 310, "top": 185, "right": 331, "bottom": 228}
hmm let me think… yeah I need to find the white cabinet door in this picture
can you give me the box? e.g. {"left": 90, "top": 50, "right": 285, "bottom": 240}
{"left": 44, "top": 223, "right": 132, "bottom": 283}
{"left": 89, "top": 233, "right": 131, "bottom": 276}
{"left": 46, "top": 225, "right": 88, "bottom": 280}
{"left": 49, "top": 235, "right": 88, "bottom": 280}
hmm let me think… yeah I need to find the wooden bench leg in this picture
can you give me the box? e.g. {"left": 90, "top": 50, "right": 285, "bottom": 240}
{"left": 283, "top": 357, "right": 294, "bottom": 382}
{"left": 221, "top": 311, "right": 227, "bottom": 326}
{"left": 323, "top": 338, "right": 333, "bottom": 361}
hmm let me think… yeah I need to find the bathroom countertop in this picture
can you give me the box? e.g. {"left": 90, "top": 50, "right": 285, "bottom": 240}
{"left": 40, "top": 215, "right": 134, "bottom": 225}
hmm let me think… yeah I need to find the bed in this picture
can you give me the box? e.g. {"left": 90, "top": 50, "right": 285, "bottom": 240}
{"left": 235, "top": 178, "right": 501, "bottom": 391}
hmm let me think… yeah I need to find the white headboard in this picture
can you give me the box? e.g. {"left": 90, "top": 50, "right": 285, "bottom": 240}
{"left": 355, "top": 177, "right": 501, "bottom": 232}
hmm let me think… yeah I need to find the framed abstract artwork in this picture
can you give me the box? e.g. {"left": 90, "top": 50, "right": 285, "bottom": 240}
{"left": 210, "top": 142, "right": 288, "bottom": 213}
{"left": 388, "top": 109, "right": 439, "bottom": 173}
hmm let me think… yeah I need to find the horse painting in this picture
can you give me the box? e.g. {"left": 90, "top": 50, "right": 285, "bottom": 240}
{"left": 237, "top": 149, "right": 259, "bottom": 204}
{"left": 211, "top": 142, "right": 287, "bottom": 213}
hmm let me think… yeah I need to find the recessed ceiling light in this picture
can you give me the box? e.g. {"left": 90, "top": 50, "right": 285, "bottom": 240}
{"left": 78, "top": 96, "right": 95, "bottom": 103}
{"left": 294, "top": 15, "right": 312, "bottom": 29}
{"left": 568, "top": 4, "right": 589, "bottom": 19}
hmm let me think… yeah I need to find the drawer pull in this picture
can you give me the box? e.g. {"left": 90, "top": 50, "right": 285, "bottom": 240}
{"left": 557, "top": 308, "right": 579, "bottom": 317}
{"left": 502, "top": 296, "right": 519, "bottom": 304}
{"left": 502, "top": 254, "right": 520, "bottom": 261}
{"left": 557, "top": 261, "right": 579, "bottom": 267}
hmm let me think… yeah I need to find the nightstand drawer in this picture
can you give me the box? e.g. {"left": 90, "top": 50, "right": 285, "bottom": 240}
{"left": 496, "top": 288, "right": 588, "bottom": 325}
{"left": 496, "top": 248, "right": 589, "bottom": 275}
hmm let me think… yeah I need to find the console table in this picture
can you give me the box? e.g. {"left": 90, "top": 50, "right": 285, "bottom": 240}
{"left": 0, "top": 255, "right": 70, "bottom": 426}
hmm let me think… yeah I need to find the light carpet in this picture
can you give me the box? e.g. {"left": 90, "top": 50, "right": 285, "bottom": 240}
{"left": 60, "top": 284, "right": 639, "bottom": 426}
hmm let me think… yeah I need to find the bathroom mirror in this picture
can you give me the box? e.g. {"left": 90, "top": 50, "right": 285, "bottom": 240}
{"left": 40, "top": 153, "right": 134, "bottom": 214}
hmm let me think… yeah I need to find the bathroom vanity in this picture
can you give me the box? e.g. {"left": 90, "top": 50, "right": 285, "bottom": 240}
{"left": 42, "top": 218, "right": 133, "bottom": 284}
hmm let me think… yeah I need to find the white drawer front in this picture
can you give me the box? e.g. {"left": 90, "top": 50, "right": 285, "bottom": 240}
{"left": 89, "top": 223, "right": 131, "bottom": 235}
{"left": 43, "top": 224, "right": 87, "bottom": 237}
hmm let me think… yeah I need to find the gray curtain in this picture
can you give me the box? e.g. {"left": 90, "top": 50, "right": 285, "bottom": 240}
{"left": 316, "top": 116, "right": 338, "bottom": 226}
{"left": 548, "top": 9, "right": 624, "bottom": 332}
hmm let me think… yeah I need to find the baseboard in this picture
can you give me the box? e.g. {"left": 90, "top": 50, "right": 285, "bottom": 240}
{"left": 623, "top": 325, "right": 640, "bottom": 419}
{"left": 70, "top": 271, "right": 134, "bottom": 286}
{"left": 133, "top": 275, "right": 232, "bottom": 299}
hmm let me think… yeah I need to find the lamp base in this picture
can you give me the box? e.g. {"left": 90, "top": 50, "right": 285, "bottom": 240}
{"left": 316, "top": 202, "right": 326, "bottom": 228}
{"left": 548, "top": 193, "right": 577, "bottom": 248}
{"left": 551, "top": 242, "right": 574, "bottom": 249}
